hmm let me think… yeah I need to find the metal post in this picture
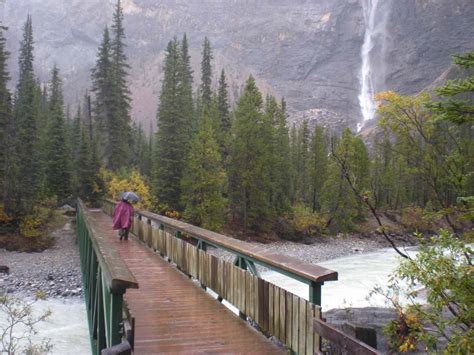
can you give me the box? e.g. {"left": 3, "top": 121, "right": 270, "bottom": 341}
{"left": 309, "top": 281, "right": 323, "bottom": 306}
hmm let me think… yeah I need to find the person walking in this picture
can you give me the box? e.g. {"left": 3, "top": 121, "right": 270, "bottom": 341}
{"left": 112, "top": 193, "right": 137, "bottom": 240}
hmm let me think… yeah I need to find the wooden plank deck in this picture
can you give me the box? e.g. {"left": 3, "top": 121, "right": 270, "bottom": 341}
{"left": 91, "top": 209, "right": 285, "bottom": 354}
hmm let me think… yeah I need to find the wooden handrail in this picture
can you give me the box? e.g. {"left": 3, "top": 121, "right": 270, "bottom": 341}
{"left": 103, "top": 199, "right": 337, "bottom": 285}
{"left": 313, "top": 318, "right": 381, "bottom": 355}
{"left": 79, "top": 199, "right": 138, "bottom": 292}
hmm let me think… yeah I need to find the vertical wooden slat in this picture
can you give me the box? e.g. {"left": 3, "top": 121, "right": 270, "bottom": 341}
{"left": 241, "top": 269, "right": 246, "bottom": 312}
{"left": 263, "top": 280, "right": 270, "bottom": 332}
{"left": 245, "top": 272, "right": 253, "bottom": 318}
{"left": 299, "top": 298, "right": 307, "bottom": 355}
{"left": 279, "top": 288, "right": 286, "bottom": 344}
{"left": 254, "top": 277, "right": 259, "bottom": 324}
{"left": 292, "top": 294, "right": 299, "bottom": 352}
{"left": 314, "top": 305, "right": 321, "bottom": 352}
{"left": 269, "top": 284, "right": 274, "bottom": 335}
{"left": 306, "top": 303, "right": 315, "bottom": 355}
{"left": 274, "top": 284, "right": 280, "bottom": 340}
{"left": 151, "top": 226, "right": 159, "bottom": 251}
{"left": 145, "top": 220, "right": 152, "bottom": 247}
{"left": 285, "top": 291, "right": 292, "bottom": 348}
{"left": 138, "top": 219, "right": 144, "bottom": 241}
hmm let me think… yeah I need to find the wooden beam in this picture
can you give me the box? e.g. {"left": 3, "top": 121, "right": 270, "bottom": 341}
{"left": 313, "top": 318, "right": 380, "bottom": 355}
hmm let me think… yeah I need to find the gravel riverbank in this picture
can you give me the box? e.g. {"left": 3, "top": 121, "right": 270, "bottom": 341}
{"left": 0, "top": 217, "right": 83, "bottom": 298}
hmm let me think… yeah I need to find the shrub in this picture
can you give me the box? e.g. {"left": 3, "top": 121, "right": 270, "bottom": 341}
{"left": 19, "top": 198, "right": 57, "bottom": 238}
{"left": 378, "top": 230, "right": 473, "bottom": 353}
{"left": 278, "top": 204, "right": 328, "bottom": 241}
{"left": 0, "top": 295, "right": 53, "bottom": 354}
{"left": 101, "top": 168, "right": 152, "bottom": 210}
{"left": 400, "top": 206, "right": 435, "bottom": 233}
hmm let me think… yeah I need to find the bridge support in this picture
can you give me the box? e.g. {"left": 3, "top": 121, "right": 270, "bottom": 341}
{"left": 309, "top": 281, "right": 323, "bottom": 306}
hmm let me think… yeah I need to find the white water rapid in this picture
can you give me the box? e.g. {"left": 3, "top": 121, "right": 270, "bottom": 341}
{"left": 357, "top": 0, "right": 380, "bottom": 132}
{"left": 261, "top": 247, "right": 422, "bottom": 311}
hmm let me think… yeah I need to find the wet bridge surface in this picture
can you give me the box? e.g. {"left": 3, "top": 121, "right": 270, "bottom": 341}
{"left": 90, "top": 209, "right": 284, "bottom": 354}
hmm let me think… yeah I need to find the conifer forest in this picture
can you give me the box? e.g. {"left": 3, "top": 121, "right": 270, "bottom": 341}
{"left": 0, "top": 1, "right": 472, "bottom": 353}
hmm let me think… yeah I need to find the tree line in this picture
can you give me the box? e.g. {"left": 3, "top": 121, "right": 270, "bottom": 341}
{"left": 0, "top": 0, "right": 472, "bottom": 240}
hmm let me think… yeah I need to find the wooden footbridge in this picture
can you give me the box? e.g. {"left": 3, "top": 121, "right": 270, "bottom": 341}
{"left": 77, "top": 200, "right": 379, "bottom": 354}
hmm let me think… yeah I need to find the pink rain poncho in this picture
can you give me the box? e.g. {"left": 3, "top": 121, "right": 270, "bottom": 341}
{"left": 112, "top": 200, "right": 134, "bottom": 230}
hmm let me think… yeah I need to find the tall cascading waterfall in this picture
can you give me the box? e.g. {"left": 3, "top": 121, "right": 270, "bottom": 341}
{"left": 357, "top": 0, "right": 381, "bottom": 132}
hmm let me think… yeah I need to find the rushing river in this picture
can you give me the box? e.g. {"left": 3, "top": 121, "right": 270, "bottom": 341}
{"left": 261, "top": 247, "right": 419, "bottom": 311}
{"left": 1, "top": 248, "right": 418, "bottom": 354}
{"left": 0, "top": 297, "right": 90, "bottom": 354}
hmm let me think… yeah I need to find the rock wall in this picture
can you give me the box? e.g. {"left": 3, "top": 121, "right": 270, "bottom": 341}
{"left": 1, "top": 0, "right": 473, "bottom": 132}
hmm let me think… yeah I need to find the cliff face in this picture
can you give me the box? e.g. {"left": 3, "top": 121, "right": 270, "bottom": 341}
{"left": 1, "top": 0, "right": 473, "bottom": 132}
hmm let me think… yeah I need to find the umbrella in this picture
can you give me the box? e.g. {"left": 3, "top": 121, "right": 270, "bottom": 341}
{"left": 121, "top": 191, "right": 140, "bottom": 203}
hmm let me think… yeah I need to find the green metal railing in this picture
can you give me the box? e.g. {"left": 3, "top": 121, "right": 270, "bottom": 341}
{"left": 77, "top": 200, "right": 138, "bottom": 355}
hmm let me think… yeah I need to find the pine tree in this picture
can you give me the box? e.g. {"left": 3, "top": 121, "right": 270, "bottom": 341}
{"left": 181, "top": 108, "right": 226, "bottom": 230}
{"left": 9, "top": 16, "right": 41, "bottom": 214}
{"left": 178, "top": 33, "right": 195, "bottom": 143}
{"left": 200, "top": 37, "right": 213, "bottom": 108}
{"left": 427, "top": 51, "right": 474, "bottom": 124}
{"left": 108, "top": 0, "right": 132, "bottom": 169}
{"left": 45, "top": 66, "right": 71, "bottom": 200}
{"left": 153, "top": 39, "right": 187, "bottom": 210}
{"left": 91, "top": 0, "right": 132, "bottom": 171}
{"left": 217, "top": 69, "right": 231, "bottom": 156}
{"left": 272, "top": 98, "right": 292, "bottom": 213}
{"left": 308, "top": 126, "right": 328, "bottom": 212}
{"left": 229, "top": 76, "right": 273, "bottom": 231}
{"left": 0, "top": 24, "right": 11, "bottom": 203}
{"left": 91, "top": 26, "right": 112, "bottom": 161}
{"left": 322, "top": 129, "right": 369, "bottom": 231}
{"left": 294, "top": 120, "right": 311, "bottom": 204}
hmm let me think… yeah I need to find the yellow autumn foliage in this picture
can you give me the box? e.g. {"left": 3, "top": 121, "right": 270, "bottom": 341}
{"left": 0, "top": 204, "right": 13, "bottom": 223}
{"left": 19, "top": 216, "right": 42, "bottom": 238}
{"left": 100, "top": 168, "right": 152, "bottom": 210}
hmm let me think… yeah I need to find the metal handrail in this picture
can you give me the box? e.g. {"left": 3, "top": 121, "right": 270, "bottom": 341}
{"left": 77, "top": 199, "right": 138, "bottom": 355}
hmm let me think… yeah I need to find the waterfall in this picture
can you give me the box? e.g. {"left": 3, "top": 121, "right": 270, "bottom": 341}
{"left": 357, "top": 0, "right": 380, "bottom": 132}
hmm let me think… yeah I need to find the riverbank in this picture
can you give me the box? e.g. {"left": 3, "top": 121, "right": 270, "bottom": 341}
{"left": 0, "top": 216, "right": 82, "bottom": 298}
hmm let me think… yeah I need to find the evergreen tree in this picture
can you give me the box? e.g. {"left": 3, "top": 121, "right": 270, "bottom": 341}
{"left": 289, "top": 123, "right": 298, "bottom": 203}
{"left": 9, "top": 16, "right": 41, "bottom": 214}
{"left": 427, "top": 51, "right": 474, "bottom": 124}
{"left": 272, "top": 99, "right": 292, "bottom": 213}
{"left": 91, "top": 26, "right": 112, "bottom": 161}
{"left": 178, "top": 33, "right": 195, "bottom": 143}
{"left": 76, "top": 126, "right": 95, "bottom": 200}
{"left": 217, "top": 69, "right": 231, "bottom": 156}
{"left": 0, "top": 24, "right": 11, "bottom": 202}
{"left": 200, "top": 37, "right": 213, "bottom": 108}
{"left": 308, "top": 125, "right": 328, "bottom": 212}
{"left": 108, "top": 0, "right": 132, "bottom": 169}
{"left": 295, "top": 120, "right": 311, "bottom": 204}
{"left": 91, "top": 0, "right": 131, "bottom": 170}
{"left": 153, "top": 39, "right": 187, "bottom": 210}
{"left": 229, "top": 76, "right": 273, "bottom": 231}
{"left": 181, "top": 108, "right": 226, "bottom": 230}
{"left": 45, "top": 66, "right": 71, "bottom": 200}
{"left": 322, "top": 129, "right": 369, "bottom": 231}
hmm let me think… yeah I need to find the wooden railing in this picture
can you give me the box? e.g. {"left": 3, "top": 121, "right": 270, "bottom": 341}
{"left": 77, "top": 200, "right": 138, "bottom": 355}
{"left": 103, "top": 199, "right": 347, "bottom": 354}
{"left": 314, "top": 318, "right": 381, "bottom": 354}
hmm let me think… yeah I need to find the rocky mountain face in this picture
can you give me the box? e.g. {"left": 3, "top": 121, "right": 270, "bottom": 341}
{"left": 1, "top": 0, "right": 473, "bottom": 133}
